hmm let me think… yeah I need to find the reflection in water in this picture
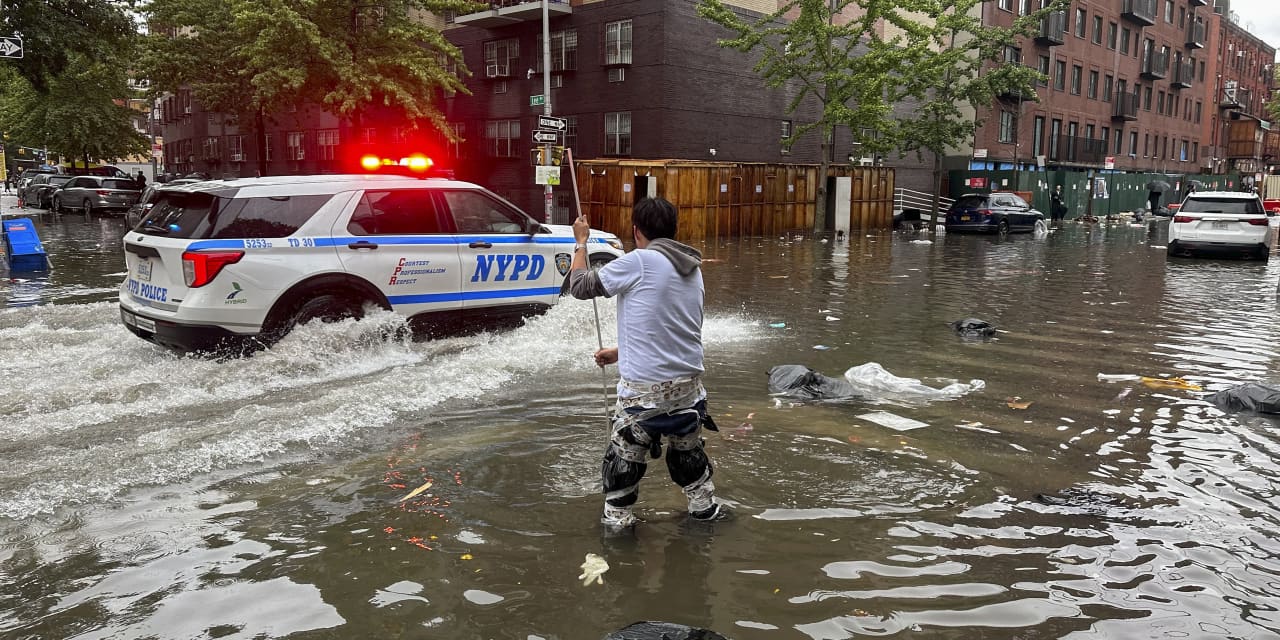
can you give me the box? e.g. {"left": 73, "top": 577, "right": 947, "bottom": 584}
{"left": 2, "top": 222, "right": 1280, "bottom": 638}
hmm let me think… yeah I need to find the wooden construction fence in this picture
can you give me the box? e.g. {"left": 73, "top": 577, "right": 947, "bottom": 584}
{"left": 572, "top": 159, "right": 894, "bottom": 243}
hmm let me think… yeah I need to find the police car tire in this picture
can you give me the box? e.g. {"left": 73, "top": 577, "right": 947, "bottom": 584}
{"left": 262, "top": 292, "right": 364, "bottom": 345}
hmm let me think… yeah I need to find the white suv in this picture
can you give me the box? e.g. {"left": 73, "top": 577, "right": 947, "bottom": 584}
{"left": 1168, "top": 191, "right": 1274, "bottom": 260}
{"left": 118, "top": 174, "right": 625, "bottom": 354}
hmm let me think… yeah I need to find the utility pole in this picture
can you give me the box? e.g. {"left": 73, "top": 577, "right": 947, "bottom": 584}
{"left": 150, "top": 96, "right": 159, "bottom": 180}
{"left": 541, "top": 0, "right": 554, "bottom": 222}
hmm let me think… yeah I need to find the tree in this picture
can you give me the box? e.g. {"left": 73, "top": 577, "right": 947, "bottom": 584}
{"left": 140, "top": 0, "right": 482, "bottom": 176}
{"left": 697, "top": 0, "right": 1065, "bottom": 229}
{"left": 0, "top": 0, "right": 137, "bottom": 93}
{"left": 0, "top": 60, "right": 149, "bottom": 166}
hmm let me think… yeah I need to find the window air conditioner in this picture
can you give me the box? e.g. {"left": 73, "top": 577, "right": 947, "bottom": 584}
{"left": 183, "top": 106, "right": 192, "bottom": 114}
{"left": 230, "top": 153, "right": 243, "bottom": 162}
{"left": 485, "top": 63, "right": 509, "bottom": 78}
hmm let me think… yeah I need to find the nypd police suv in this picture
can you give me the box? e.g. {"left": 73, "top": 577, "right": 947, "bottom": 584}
{"left": 118, "top": 173, "right": 625, "bottom": 353}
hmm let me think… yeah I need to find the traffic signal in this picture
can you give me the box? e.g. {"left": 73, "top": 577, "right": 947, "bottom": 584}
{"left": 530, "top": 146, "right": 564, "bottom": 166}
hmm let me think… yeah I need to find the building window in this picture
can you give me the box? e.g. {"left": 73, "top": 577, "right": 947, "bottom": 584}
{"left": 1037, "top": 55, "right": 1050, "bottom": 86}
{"left": 1178, "top": 6, "right": 1185, "bottom": 28}
{"left": 781, "top": 120, "right": 793, "bottom": 154}
{"left": 1101, "top": 126, "right": 1109, "bottom": 147}
{"left": 1143, "top": 133, "right": 1150, "bottom": 157}
{"left": 1164, "top": 0, "right": 1173, "bottom": 22}
{"left": 483, "top": 38, "right": 519, "bottom": 78}
{"left": 361, "top": 128, "right": 377, "bottom": 144}
{"left": 228, "top": 135, "right": 244, "bottom": 162}
{"left": 605, "top": 111, "right": 631, "bottom": 156}
{"left": 1050, "top": 118, "right": 1062, "bottom": 158}
{"left": 998, "top": 111, "right": 1016, "bottom": 144}
{"left": 202, "top": 136, "right": 219, "bottom": 161}
{"left": 1019, "top": 0, "right": 1036, "bottom": 15}
{"left": 1192, "top": 141, "right": 1198, "bottom": 162}
{"left": 1087, "top": 70, "right": 1098, "bottom": 99}
{"left": 1180, "top": 140, "right": 1188, "bottom": 161}
{"left": 1107, "top": 22, "right": 1117, "bottom": 50}
{"left": 1070, "top": 65, "right": 1082, "bottom": 95}
{"left": 1194, "top": 101, "right": 1202, "bottom": 123}
{"left": 999, "top": 0, "right": 1013, "bottom": 11}
{"left": 605, "top": 20, "right": 632, "bottom": 65}
{"left": 1129, "top": 130, "right": 1138, "bottom": 156}
{"left": 1003, "top": 46, "right": 1021, "bottom": 64}
{"left": 536, "top": 29, "right": 578, "bottom": 72}
{"left": 317, "top": 128, "right": 338, "bottom": 161}
{"left": 1085, "top": 124, "right": 1094, "bottom": 142}
{"left": 1114, "top": 127, "right": 1124, "bottom": 155}
{"left": 287, "top": 131, "right": 305, "bottom": 160}
{"left": 1092, "top": 16, "right": 1102, "bottom": 44}
{"left": 493, "top": 80, "right": 508, "bottom": 94}
{"left": 485, "top": 119, "right": 519, "bottom": 158}
{"left": 1103, "top": 74, "right": 1113, "bottom": 101}
{"left": 564, "top": 116, "right": 578, "bottom": 153}
{"left": 1074, "top": 9, "right": 1086, "bottom": 37}
{"left": 264, "top": 133, "right": 273, "bottom": 162}
{"left": 1032, "top": 116, "right": 1045, "bottom": 157}
{"left": 1120, "top": 28, "right": 1131, "bottom": 55}
{"left": 1054, "top": 59, "right": 1066, "bottom": 91}
{"left": 446, "top": 122, "right": 465, "bottom": 159}
{"left": 1157, "top": 90, "right": 1165, "bottom": 114}
{"left": 1144, "top": 86, "right": 1152, "bottom": 110}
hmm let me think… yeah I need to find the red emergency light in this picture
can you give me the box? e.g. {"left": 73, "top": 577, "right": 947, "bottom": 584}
{"left": 358, "top": 152, "right": 434, "bottom": 174}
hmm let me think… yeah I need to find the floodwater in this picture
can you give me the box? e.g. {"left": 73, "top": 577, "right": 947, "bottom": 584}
{"left": 2, "top": 211, "right": 1279, "bottom": 639}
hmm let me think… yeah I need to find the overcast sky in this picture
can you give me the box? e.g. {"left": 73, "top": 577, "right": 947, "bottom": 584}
{"left": 1228, "top": 0, "right": 1280, "bottom": 59}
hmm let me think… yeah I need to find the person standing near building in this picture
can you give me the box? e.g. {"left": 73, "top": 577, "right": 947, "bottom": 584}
{"left": 568, "top": 197, "right": 725, "bottom": 528}
{"left": 1050, "top": 184, "right": 1067, "bottom": 223}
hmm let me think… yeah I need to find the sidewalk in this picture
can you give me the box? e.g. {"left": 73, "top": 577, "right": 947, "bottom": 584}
{"left": 1, "top": 192, "right": 51, "bottom": 218}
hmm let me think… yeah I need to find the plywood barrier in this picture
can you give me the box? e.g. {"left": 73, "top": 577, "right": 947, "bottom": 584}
{"left": 573, "top": 160, "right": 894, "bottom": 243}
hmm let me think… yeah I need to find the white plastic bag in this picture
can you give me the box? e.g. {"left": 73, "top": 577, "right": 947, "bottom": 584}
{"left": 843, "top": 362, "right": 984, "bottom": 404}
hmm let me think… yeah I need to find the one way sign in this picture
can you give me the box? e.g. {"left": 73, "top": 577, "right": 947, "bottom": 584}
{"left": 0, "top": 36, "right": 23, "bottom": 59}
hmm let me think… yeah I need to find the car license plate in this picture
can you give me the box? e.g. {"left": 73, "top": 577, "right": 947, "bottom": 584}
{"left": 136, "top": 258, "right": 152, "bottom": 282}
{"left": 134, "top": 315, "right": 156, "bottom": 332}
{"left": 959, "top": 215, "right": 971, "bottom": 221}
{"left": 1212, "top": 221, "right": 1229, "bottom": 230}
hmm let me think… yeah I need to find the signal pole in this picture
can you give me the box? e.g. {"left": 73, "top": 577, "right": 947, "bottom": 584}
{"left": 541, "top": 0, "right": 554, "bottom": 222}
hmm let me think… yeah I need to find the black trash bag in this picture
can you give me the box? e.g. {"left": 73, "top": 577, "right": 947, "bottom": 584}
{"left": 603, "top": 622, "right": 731, "bottom": 640}
{"left": 1207, "top": 383, "right": 1280, "bottom": 414}
{"left": 767, "top": 364, "right": 859, "bottom": 401}
{"left": 950, "top": 318, "right": 996, "bottom": 338}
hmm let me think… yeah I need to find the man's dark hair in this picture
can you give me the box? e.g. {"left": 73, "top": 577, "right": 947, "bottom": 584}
{"left": 632, "top": 197, "right": 678, "bottom": 240}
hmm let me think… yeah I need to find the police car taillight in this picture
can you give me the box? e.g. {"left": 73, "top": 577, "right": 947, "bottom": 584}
{"left": 182, "top": 250, "right": 244, "bottom": 288}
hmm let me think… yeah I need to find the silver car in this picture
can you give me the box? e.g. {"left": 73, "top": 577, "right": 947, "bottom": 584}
{"left": 20, "top": 174, "right": 73, "bottom": 209}
{"left": 53, "top": 176, "right": 143, "bottom": 216}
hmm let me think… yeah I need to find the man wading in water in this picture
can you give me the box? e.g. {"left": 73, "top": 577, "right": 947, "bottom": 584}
{"left": 569, "top": 197, "right": 726, "bottom": 528}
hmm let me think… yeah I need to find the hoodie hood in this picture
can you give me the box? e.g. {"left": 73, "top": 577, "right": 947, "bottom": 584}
{"left": 646, "top": 238, "right": 702, "bottom": 276}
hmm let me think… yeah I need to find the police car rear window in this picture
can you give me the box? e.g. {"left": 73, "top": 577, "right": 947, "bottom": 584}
{"left": 137, "top": 192, "right": 331, "bottom": 239}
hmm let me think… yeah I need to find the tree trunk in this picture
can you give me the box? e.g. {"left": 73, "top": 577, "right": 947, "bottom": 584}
{"left": 929, "top": 146, "right": 944, "bottom": 237}
{"left": 814, "top": 122, "right": 832, "bottom": 234}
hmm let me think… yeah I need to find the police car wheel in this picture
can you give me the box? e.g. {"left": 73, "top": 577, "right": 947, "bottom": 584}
{"left": 262, "top": 293, "right": 363, "bottom": 345}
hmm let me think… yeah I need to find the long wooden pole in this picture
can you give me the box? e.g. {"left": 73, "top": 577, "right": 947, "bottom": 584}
{"left": 565, "top": 148, "right": 612, "bottom": 432}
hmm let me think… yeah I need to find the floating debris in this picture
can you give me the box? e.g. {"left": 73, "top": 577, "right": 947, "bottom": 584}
{"left": 1097, "top": 373, "right": 1142, "bottom": 382}
{"left": 1140, "top": 377, "right": 1202, "bottom": 391}
{"left": 856, "top": 411, "right": 928, "bottom": 432}
{"left": 579, "top": 553, "right": 610, "bottom": 586}
{"left": 399, "top": 480, "right": 434, "bottom": 503}
{"left": 1005, "top": 397, "right": 1033, "bottom": 410}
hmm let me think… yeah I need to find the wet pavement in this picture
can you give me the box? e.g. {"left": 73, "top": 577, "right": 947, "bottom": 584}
{"left": 1, "top": 202, "right": 1279, "bottom": 639}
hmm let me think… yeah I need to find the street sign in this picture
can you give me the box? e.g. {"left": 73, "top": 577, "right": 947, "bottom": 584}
{"left": 0, "top": 35, "right": 22, "bottom": 59}
{"left": 529, "top": 94, "right": 545, "bottom": 107}
{"left": 535, "top": 166, "right": 561, "bottom": 186}
{"left": 532, "top": 130, "right": 558, "bottom": 144}
{"left": 537, "top": 115, "right": 567, "bottom": 131}
{"left": 1104, "top": 156, "right": 1115, "bottom": 169}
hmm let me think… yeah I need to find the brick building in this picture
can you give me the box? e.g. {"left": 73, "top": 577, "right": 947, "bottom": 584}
{"left": 968, "top": 0, "right": 1273, "bottom": 180}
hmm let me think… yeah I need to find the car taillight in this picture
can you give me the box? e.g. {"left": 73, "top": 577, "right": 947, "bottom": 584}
{"left": 96, "top": 189, "right": 111, "bottom": 195}
{"left": 1246, "top": 218, "right": 1269, "bottom": 226}
{"left": 1173, "top": 215, "right": 1194, "bottom": 223}
{"left": 977, "top": 209, "right": 993, "bottom": 219}
{"left": 182, "top": 250, "right": 244, "bottom": 287}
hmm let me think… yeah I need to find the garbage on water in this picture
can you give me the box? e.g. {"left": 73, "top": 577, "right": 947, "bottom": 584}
{"left": 768, "top": 364, "right": 859, "bottom": 401}
{"left": 812, "top": 344, "right": 832, "bottom": 350}
{"left": 1005, "top": 397, "right": 1032, "bottom": 410}
{"left": 1206, "top": 383, "right": 1280, "bottom": 414}
{"left": 950, "top": 318, "right": 996, "bottom": 338}
{"left": 910, "top": 239, "right": 932, "bottom": 244}
{"left": 768, "top": 322, "right": 786, "bottom": 328}
{"left": 579, "top": 553, "right": 610, "bottom": 586}
{"left": 1097, "top": 373, "right": 1142, "bottom": 382}
{"left": 1140, "top": 376, "right": 1202, "bottom": 391}
{"left": 857, "top": 411, "right": 928, "bottom": 431}
{"left": 825, "top": 316, "right": 840, "bottom": 322}
{"left": 843, "top": 362, "right": 984, "bottom": 403}
{"left": 955, "top": 421, "right": 1000, "bottom": 434}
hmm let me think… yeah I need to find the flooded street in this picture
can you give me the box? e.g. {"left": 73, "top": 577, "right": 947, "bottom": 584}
{"left": 2, "top": 213, "right": 1280, "bottom": 639}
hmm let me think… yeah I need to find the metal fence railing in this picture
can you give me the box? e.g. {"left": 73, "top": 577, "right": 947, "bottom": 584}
{"left": 894, "top": 188, "right": 953, "bottom": 221}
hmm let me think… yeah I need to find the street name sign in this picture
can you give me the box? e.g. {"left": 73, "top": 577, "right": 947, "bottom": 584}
{"left": 529, "top": 94, "right": 545, "bottom": 107}
{"left": 0, "top": 36, "right": 23, "bottom": 59}
{"left": 532, "top": 130, "right": 559, "bottom": 144}
{"left": 537, "top": 115, "right": 567, "bottom": 131}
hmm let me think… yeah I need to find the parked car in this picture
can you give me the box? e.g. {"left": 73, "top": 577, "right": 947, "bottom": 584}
{"left": 53, "top": 176, "right": 143, "bottom": 216}
{"left": 1167, "top": 191, "right": 1273, "bottom": 260}
{"left": 124, "top": 185, "right": 160, "bottom": 229}
{"left": 118, "top": 173, "right": 626, "bottom": 354}
{"left": 944, "top": 192, "right": 1045, "bottom": 234}
{"left": 20, "top": 174, "right": 74, "bottom": 209}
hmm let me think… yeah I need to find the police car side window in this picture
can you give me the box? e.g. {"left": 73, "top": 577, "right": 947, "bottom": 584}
{"left": 443, "top": 190, "right": 526, "bottom": 234}
{"left": 348, "top": 190, "right": 442, "bottom": 236}
{"left": 207, "top": 195, "right": 331, "bottom": 239}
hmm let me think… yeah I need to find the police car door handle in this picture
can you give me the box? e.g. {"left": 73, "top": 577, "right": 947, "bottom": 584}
{"left": 469, "top": 241, "right": 493, "bottom": 249}
{"left": 347, "top": 241, "right": 378, "bottom": 250}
